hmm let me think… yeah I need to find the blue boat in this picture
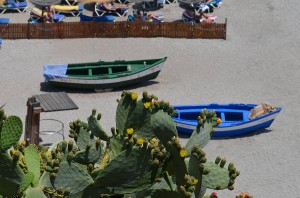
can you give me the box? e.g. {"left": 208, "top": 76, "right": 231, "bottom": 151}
{"left": 172, "top": 103, "right": 282, "bottom": 137}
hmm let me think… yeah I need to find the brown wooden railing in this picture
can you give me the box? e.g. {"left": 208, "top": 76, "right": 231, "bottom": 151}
{"left": 0, "top": 20, "right": 226, "bottom": 39}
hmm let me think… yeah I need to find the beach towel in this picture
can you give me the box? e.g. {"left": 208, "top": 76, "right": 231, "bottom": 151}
{"left": 51, "top": 4, "right": 83, "bottom": 16}
{"left": 51, "top": 4, "right": 83, "bottom": 12}
{"left": 80, "top": 13, "right": 115, "bottom": 22}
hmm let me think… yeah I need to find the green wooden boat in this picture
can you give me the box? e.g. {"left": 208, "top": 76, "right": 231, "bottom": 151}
{"left": 44, "top": 57, "right": 167, "bottom": 90}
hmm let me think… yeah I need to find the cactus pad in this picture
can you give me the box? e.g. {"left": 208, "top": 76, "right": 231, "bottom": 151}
{"left": 38, "top": 172, "right": 53, "bottom": 189}
{"left": 24, "top": 187, "right": 47, "bottom": 198}
{"left": 152, "top": 110, "right": 178, "bottom": 145}
{"left": 74, "top": 147, "right": 103, "bottom": 165}
{"left": 116, "top": 98, "right": 155, "bottom": 139}
{"left": 88, "top": 111, "right": 109, "bottom": 141}
{"left": 18, "top": 172, "right": 34, "bottom": 194}
{"left": 76, "top": 127, "right": 96, "bottom": 151}
{"left": 202, "top": 161, "right": 236, "bottom": 190}
{"left": 24, "top": 145, "right": 40, "bottom": 186}
{"left": 0, "top": 115, "right": 23, "bottom": 151}
{"left": 0, "top": 152, "right": 24, "bottom": 196}
{"left": 52, "top": 161, "right": 94, "bottom": 196}
{"left": 185, "top": 121, "right": 213, "bottom": 155}
{"left": 94, "top": 145, "right": 160, "bottom": 194}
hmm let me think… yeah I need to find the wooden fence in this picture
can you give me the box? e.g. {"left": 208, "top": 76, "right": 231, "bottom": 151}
{"left": 0, "top": 20, "right": 226, "bottom": 39}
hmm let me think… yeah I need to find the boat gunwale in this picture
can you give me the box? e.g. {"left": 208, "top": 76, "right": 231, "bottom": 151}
{"left": 66, "top": 57, "right": 167, "bottom": 68}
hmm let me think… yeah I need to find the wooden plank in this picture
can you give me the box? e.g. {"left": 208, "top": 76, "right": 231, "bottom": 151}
{"left": 43, "top": 94, "right": 64, "bottom": 111}
{"left": 35, "top": 95, "right": 52, "bottom": 111}
{"left": 48, "top": 93, "right": 66, "bottom": 110}
{"left": 56, "top": 92, "right": 79, "bottom": 110}
{"left": 36, "top": 94, "right": 56, "bottom": 111}
{"left": 34, "top": 92, "right": 78, "bottom": 112}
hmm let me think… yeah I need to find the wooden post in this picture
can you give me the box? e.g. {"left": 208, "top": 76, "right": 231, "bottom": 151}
{"left": 25, "top": 97, "right": 43, "bottom": 145}
{"left": 224, "top": 18, "right": 227, "bottom": 40}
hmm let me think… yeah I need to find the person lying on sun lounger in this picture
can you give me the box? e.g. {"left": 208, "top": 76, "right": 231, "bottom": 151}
{"left": 183, "top": 9, "right": 217, "bottom": 23}
{"left": 135, "top": 10, "right": 164, "bottom": 22}
{"left": 102, "top": 2, "right": 128, "bottom": 11}
{"left": 42, "top": 6, "right": 55, "bottom": 23}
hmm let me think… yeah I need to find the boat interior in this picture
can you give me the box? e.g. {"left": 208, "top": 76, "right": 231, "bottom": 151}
{"left": 176, "top": 109, "right": 250, "bottom": 126}
{"left": 65, "top": 59, "right": 162, "bottom": 77}
{"left": 66, "top": 64, "right": 138, "bottom": 77}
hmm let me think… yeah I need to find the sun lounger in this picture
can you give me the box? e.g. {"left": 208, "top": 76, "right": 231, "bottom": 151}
{"left": 79, "top": 13, "right": 115, "bottom": 22}
{"left": 63, "top": 0, "right": 78, "bottom": 5}
{"left": 51, "top": 4, "right": 84, "bottom": 16}
{"left": 165, "top": 0, "right": 177, "bottom": 4}
{"left": 95, "top": 2, "right": 128, "bottom": 17}
{"left": 0, "top": 1, "right": 27, "bottom": 14}
{"left": 195, "top": 0, "right": 222, "bottom": 13}
{"left": 30, "top": 7, "right": 65, "bottom": 23}
{"left": 0, "top": 17, "right": 10, "bottom": 24}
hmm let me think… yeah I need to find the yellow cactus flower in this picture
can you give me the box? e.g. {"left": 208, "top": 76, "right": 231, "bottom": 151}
{"left": 11, "top": 149, "right": 17, "bottom": 155}
{"left": 21, "top": 140, "right": 26, "bottom": 146}
{"left": 137, "top": 138, "right": 144, "bottom": 145}
{"left": 217, "top": 118, "right": 222, "bottom": 125}
{"left": 126, "top": 128, "right": 134, "bottom": 135}
{"left": 131, "top": 92, "right": 138, "bottom": 100}
{"left": 180, "top": 149, "right": 187, "bottom": 158}
{"left": 193, "top": 179, "right": 198, "bottom": 185}
{"left": 144, "top": 102, "right": 151, "bottom": 109}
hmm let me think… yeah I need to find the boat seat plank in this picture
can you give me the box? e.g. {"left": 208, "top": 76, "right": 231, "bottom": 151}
{"left": 220, "top": 112, "right": 225, "bottom": 121}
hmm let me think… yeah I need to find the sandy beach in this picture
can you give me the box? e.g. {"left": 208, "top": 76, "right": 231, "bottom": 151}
{"left": 1, "top": 0, "right": 300, "bottom": 197}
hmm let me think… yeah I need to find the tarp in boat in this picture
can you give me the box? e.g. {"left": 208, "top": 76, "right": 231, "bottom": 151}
{"left": 249, "top": 103, "right": 277, "bottom": 120}
{"left": 43, "top": 64, "right": 68, "bottom": 81}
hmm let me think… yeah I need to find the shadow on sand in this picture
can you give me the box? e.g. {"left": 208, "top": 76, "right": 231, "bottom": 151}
{"left": 40, "top": 80, "right": 159, "bottom": 93}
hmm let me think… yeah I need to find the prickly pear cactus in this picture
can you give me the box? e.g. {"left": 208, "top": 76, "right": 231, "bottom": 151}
{"left": 51, "top": 161, "right": 94, "bottom": 196}
{"left": 202, "top": 158, "right": 239, "bottom": 191}
{"left": 185, "top": 116, "right": 213, "bottom": 153}
{"left": 0, "top": 152, "right": 25, "bottom": 196}
{"left": 18, "top": 172, "right": 34, "bottom": 194}
{"left": 0, "top": 93, "right": 242, "bottom": 198}
{"left": 69, "top": 119, "right": 104, "bottom": 165}
{"left": 24, "top": 145, "right": 40, "bottom": 187}
{"left": 88, "top": 110, "right": 109, "bottom": 141}
{"left": 116, "top": 91, "right": 178, "bottom": 140}
{"left": 0, "top": 114, "right": 23, "bottom": 151}
{"left": 24, "top": 187, "right": 47, "bottom": 198}
{"left": 93, "top": 139, "right": 168, "bottom": 194}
